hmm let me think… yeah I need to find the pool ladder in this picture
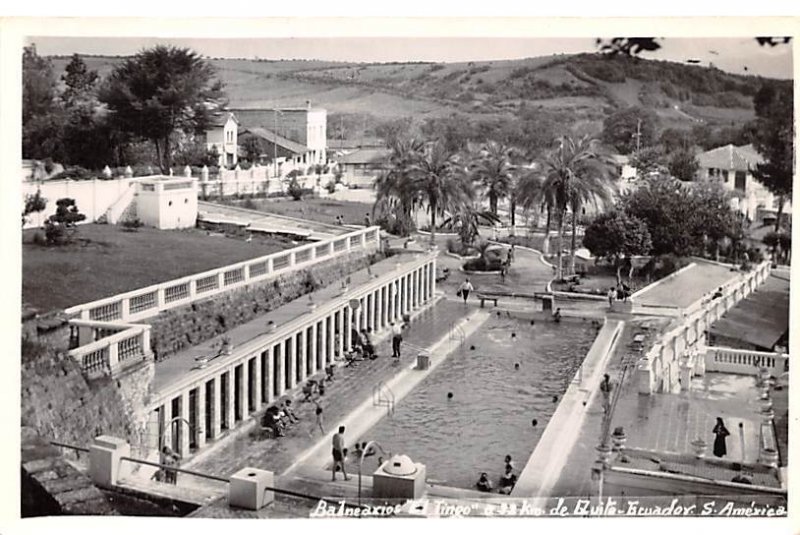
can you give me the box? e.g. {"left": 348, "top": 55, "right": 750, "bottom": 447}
{"left": 373, "top": 381, "right": 395, "bottom": 417}
{"left": 449, "top": 322, "right": 466, "bottom": 349}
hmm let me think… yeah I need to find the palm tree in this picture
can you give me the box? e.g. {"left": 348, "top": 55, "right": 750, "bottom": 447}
{"left": 411, "top": 140, "right": 467, "bottom": 247}
{"left": 515, "top": 168, "right": 556, "bottom": 251}
{"left": 537, "top": 135, "right": 616, "bottom": 281}
{"left": 373, "top": 137, "right": 424, "bottom": 236}
{"left": 565, "top": 164, "right": 617, "bottom": 275}
{"left": 471, "top": 141, "right": 515, "bottom": 216}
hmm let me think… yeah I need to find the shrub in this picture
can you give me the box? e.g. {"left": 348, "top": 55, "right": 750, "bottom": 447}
{"left": 287, "top": 177, "right": 304, "bottom": 200}
{"left": 286, "top": 169, "right": 302, "bottom": 179}
{"left": 325, "top": 180, "right": 337, "bottom": 194}
{"left": 121, "top": 218, "right": 144, "bottom": 232}
{"left": 32, "top": 231, "right": 47, "bottom": 246}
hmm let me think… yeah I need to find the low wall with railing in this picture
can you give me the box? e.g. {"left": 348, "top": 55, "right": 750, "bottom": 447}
{"left": 636, "top": 261, "right": 773, "bottom": 395}
{"left": 67, "top": 320, "right": 152, "bottom": 379}
{"left": 703, "top": 346, "right": 789, "bottom": 377}
{"left": 198, "top": 172, "right": 336, "bottom": 199}
{"left": 64, "top": 226, "right": 381, "bottom": 324}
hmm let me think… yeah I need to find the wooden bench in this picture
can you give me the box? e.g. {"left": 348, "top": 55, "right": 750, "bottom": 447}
{"left": 477, "top": 294, "right": 499, "bottom": 308}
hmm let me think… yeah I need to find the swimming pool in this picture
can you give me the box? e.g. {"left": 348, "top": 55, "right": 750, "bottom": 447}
{"left": 354, "top": 312, "right": 599, "bottom": 490}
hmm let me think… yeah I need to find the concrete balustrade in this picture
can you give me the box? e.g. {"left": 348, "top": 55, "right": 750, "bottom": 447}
{"left": 703, "top": 346, "right": 789, "bottom": 377}
{"left": 65, "top": 226, "right": 381, "bottom": 324}
{"left": 145, "top": 253, "right": 437, "bottom": 459}
{"left": 637, "top": 260, "right": 774, "bottom": 395}
{"left": 68, "top": 320, "right": 152, "bottom": 378}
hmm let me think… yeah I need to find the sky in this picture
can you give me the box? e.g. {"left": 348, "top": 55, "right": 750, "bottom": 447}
{"left": 29, "top": 36, "right": 794, "bottom": 79}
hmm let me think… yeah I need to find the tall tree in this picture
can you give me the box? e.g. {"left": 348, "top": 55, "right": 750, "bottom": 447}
{"left": 22, "top": 44, "right": 64, "bottom": 160}
{"left": 583, "top": 211, "right": 652, "bottom": 283}
{"left": 471, "top": 141, "right": 515, "bottom": 215}
{"left": 667, "top": 148, "right": 699, "bottom": 181}
{"left": 100, "top": 45, "right": 225, "bottom": 173}
{"left": 61, "top": 54, "right": 99, "bottom": 107}
{"left": 601, "top": 106, "right": 658, "bottom": 155}
{"left": 751, "top": 82, "right": 794, "bottom": 232}
{"left": 373, "top": 137, "right": 425, "bottom": 237}
{"left": 536, "top": 135, "right": 615, "bottom": 280}
{"left": 411, "top": 141, "right": 467, "bottom": 247}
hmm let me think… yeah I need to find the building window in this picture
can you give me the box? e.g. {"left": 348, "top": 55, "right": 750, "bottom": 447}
{"left": 722, "top": 170, "right": 729, "bottom": 182}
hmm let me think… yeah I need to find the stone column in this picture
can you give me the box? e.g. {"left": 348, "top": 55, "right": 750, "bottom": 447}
{"left": 338, "top": 309, "right": 346, "bottom": 356}
{"left": 296, "top": 332, "right": 306, "bottom": 385}
{"left": 211, "top": 377, "right": 221, "bottom": 439}
{"left": 161, "top": 403, "right": 172, "bottom": 451}
{"left": 371, "top": 291, "right": 378, "bottom": 331}
{"left": 252, "top": 355, "right": 262, "bottom": 409}
{"left": 243, "top": 361, "right": 252, "bottom": 418}
{"left": 274, "top": 344, "right": 284, "bottom": 398}
{"left": 225, "top": 368, "right": 236, "bottom": 431}
{"left": 345, "top": 307, "right": 353, "bottom": 351}
{"left": 319, "top": 317, "right": 328, "bottom": 366}
{"left": 196, "top": 383, "right": 206, "bottom": 447}
{"left": 264, "top": 349, "right": 273, "bottom": 404}
{"left": 430, "top": 261, "right": 436, "bottom": 298}
{"left": 309, "top": 323, "right": 318, "bottom": 375}
{"left": 179, "top": 391, "right": 190, "bottom": 456}
{"left": 413, "top": 269, "right": 419, "bottom": 308}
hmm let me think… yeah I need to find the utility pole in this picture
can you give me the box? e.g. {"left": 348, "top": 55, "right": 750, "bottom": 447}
{"left": 273, "top": 109, "right": 278, "bottom": 178}
{"left": 634, "top": 118, "right": 642, "bottom": 154}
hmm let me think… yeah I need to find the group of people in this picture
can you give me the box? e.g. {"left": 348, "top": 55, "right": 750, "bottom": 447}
{"left": 348, "top": 328, "right": 378, "bottom": 361}
{"left": 607, "top": 282, "right": 632, "bottom": 306}
{"left": 262, "top": 399, "right": 300, "bottom": 438}
{"left": 476, "top": 455, "right": 518, "bottom": 494}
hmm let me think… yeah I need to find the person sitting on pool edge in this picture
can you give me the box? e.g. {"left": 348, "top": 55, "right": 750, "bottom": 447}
{"left": 476, "top": 472, "right": 493, "bottom": 492}
{"left": 552, "top": 308, "right": 562, "bottom": 323}
{"left": 498, "top": 465, "right": 517, "bottom": 495}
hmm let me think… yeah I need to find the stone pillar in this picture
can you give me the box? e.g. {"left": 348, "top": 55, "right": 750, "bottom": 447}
{"left": 287, "top": 337, "right": 297, "bottom": 389}
{"left": 225, "top": 368, "right": 236, "bottom": 431}
{"left": 309, "top": 323, "right": 318, "bottom": 375}
{"left": 637, "top": 358, "right": 653, "bottom": 395}
{"left": 179, "top": 391, "right": 190, "bottom": 456}
{"left": 196, "top": 383, "right": 206, "bottom": 447}
{"left": 274, "top": 344, "right": 284, "bottom": 398}
{"left": 161, "top": 403, "right": 172, "bottom": 451}
{"left": 371, "top": 291, "right": 378, "bottom": 331}
{"left": 319, "top": 317, "right": 327, "bottom": 366}
{"left": 211, "top": 377, "right": 221, "bottom": 439}
{"left": 264, "top": 349, "right": 273, "bottom": 404}
{"left": 239, "top": 362, "right": 249, "bottom": 419}
{"left": 345, "top": 306, "right": 353, "bottom": 351}
{"left": 89, "top": 436, "right": 131, "bottom": 489}
{"left": 430, "top": 261, "right": 436, "bottom": 298}
{"left": 413, "top": 269, "right": 419, "bottom": 308}
{"left": 252, "top": 356, "right": 262, "bottom": 410}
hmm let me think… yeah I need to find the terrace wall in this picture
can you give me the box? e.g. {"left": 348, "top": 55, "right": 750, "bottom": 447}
{"left": 21, "top": 343, "right": 152, "bottom": 456}
{"left": 147, "top": 248, "right": 383, "bottom": 360}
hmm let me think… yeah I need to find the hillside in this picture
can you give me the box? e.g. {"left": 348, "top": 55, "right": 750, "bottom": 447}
{"left": 48, "top": 52, "right": 781, "bottom": 138}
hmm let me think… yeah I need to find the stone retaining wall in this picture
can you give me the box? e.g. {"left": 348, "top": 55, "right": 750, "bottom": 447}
{"left": 147, "top": 248, "right": 383, "bottom": 360}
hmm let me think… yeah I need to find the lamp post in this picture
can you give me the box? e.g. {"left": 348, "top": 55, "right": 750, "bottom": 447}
{"left": 273, "top": 109, "right": 283, "bottom": 179}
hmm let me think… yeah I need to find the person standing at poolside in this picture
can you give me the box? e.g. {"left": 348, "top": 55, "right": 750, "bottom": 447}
{"left": 391, "top": 321, "right": 403, "bottom": 359}
{"left": 364, "top": 213, "right": 372, "bottom": 227}
{"left": 309, "top": 401, "right": 325, "bottom": 437}
{"left": 607, "top": 287, "right": 616, "bottom": 307}
{"left": 331, "top": 426, "right": 350, "bottom": 481}
{"left": 712, "top": 417, "right": 730, "bottom": 458}
{"left": 459, "top": 279, "right": 474, "bottom": 304}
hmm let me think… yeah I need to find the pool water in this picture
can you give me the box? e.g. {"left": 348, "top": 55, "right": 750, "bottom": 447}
{"left": 358, "top": 313, "right": 598, "bottom": 490}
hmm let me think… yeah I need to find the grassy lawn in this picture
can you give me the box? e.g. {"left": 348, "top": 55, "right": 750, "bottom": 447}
{"left": 229, "top": 198, "right": 375, "bottom": 226}
{"left": 551, "top": 263, "right": 650, "bottom": 295}
{"left": 23, "top": 224, "right": 293, "bottom": 313}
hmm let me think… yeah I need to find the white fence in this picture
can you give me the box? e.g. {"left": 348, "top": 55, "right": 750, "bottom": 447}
{"left": 64, "top": 226, "right": 381, "bottom": 323}
{"left": 22, "top": 177, "right": 144, "bottom": 230}
{"left": 704, "top": 346, "right": 789, "bottom": 377}
{"left": 68, "top": 319, "right": 152, "bottom": 379}
{"left": 637, "top": 260, "right": 773, "bottom": 394}
{"left": 197, "top": 172, "right": 335, "bottom": 198}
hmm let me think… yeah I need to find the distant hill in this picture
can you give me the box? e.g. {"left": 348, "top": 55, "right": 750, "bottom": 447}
{"left": 48, "top": 52, "right": 785, "bottom": 137}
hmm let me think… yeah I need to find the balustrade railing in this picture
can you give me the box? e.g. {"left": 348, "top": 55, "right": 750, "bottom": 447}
{"left": 68, "top": 322, "right": 152, "bottom": 379}
{"left": 704, "top": 346, "right": 789, "bottom": 377}
{"left": 64, "top": 226, "right": 381, "bottom": 323}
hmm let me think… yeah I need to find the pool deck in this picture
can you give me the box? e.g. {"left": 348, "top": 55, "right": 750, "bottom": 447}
{"left": 152, "top": 252, "right": 427, "bottom": 395}
{"left": 633, "top": 259, "right": 740, "bottom": 310}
